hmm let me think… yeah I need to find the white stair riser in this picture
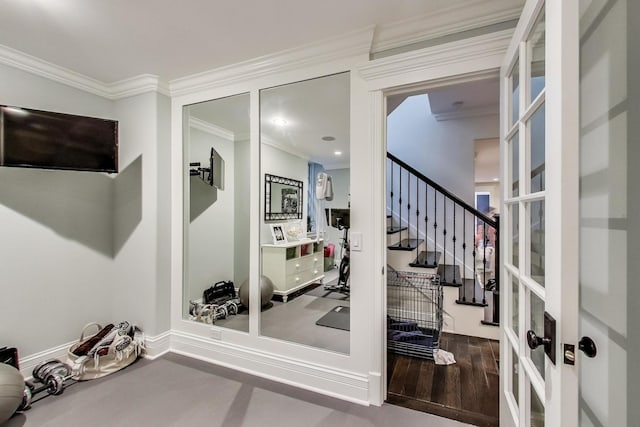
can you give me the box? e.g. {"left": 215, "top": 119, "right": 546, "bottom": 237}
{"left": 441, "top": 287, "right": 499, "bottom": 340}
{"left": 387, "top": 247, "right": 423, "bottom": 271}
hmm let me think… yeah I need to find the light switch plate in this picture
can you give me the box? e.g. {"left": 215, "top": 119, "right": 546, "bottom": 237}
{"left": 351, "top": 232, "right": 362, "bottom": 251}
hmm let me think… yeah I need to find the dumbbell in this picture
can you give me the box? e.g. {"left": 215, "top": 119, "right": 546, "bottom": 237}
{"left": 19, "top": 360, "right": 72, "bottom": 410}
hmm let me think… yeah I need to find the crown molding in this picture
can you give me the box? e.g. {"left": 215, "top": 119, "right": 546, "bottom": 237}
{"left": 107, "top": 74, "right": 170, "bottom": 99}
{"left": 189, "top": 117, "right": 234, "bottom": 141}
{"left": 0, "top": 43, "right": 111, "bottom": 98}
{"left": 169, "top": 27, "right": 374, "bottom": 97}
{"left": 261, "top": 135, "right": 309, "bottom": 161}
{"left": 0, "top": 43, "right": 167, "bottom": 100}
{"left": 433, "top": 104, "right": 499, "bottom": 122}
{"left": 359, "top": 29, "right": 513, "bottom": 85}
{"left": 371, "top": 0, "right": 523, "bottom": 54}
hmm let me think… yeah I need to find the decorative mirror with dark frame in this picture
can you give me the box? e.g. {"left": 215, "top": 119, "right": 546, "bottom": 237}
{"left": 264, "top": 173, "right": 303, "bottom": 221}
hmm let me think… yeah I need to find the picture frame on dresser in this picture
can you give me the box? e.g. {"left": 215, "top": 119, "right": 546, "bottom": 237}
{"left": 270, "top": 224, "right": 287, "bottom": 244}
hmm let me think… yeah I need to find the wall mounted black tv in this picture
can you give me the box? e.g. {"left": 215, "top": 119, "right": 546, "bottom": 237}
{"left": 0, "top": 105, "right": 118, "bottom": 173}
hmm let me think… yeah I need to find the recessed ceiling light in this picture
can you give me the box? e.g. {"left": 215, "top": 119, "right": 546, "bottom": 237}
{"left": 322, "top": 136, "right": 336, "bottom": 141}
{"left": 3, "top": 106, "right": 28, "bottom": 116}
{"left": 272, "top": 117, "right": 288, "bottom": 127}
{"left": 493, "top": 177, "right": 499, "bottom": 181}
{"left": 334, "top": 151, "right": 342, "bottom": 156}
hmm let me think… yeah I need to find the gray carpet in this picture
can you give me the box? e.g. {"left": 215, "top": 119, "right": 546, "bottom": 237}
{"left": 4, "top": 353, "right": 472, "bottom": 427}
{"left": 209, "top": 295, "right": 350, "bottom": 354}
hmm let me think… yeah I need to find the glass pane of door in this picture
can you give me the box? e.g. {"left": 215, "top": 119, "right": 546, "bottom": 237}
{"left": 502, "top": 2, "right": 548, "bottom": 425}
{"left": 529, "top": 289, "right": 545, "bottom": 379}
{"left": 529, "top": 105, "right": 545, "bottom": 193}
{"left": 510, "top": 132, "right": 520, "bottom": 198}
{"left": 510, "top": 273, "right": 519, "bottom": 336}
{"left": 510, "top": 60, "right": 520, "bottom": 126}
{"left": 528, "top": 200, "right": 545, "bottom": 286}
{"left": 529, "top": 11, "right": 546, "bottom": 103}
{"left": 531, "top": 382, "right": 545, "bottom": 426}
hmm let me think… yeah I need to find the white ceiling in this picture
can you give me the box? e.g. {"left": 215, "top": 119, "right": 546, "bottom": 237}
{"left": 188, "top": 73, "right": 350, "bottom": 168}
{"left": 427, "top": 79, "right": 499, "bottom": 115}
{"left": 0, "top": 0, "right": 475, "bottom": 83}
{"left": 1, "top": 2, "right": 514, "bottom": 173}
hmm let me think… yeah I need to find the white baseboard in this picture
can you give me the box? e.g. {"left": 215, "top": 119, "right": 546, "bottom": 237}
{"left": 18, "top": 341, "right": 75, "bottom": 379}
{"left": 16, "top": 331, "right": 373, "bottom": 406}
{"left": 143, "top": 330, "right": 172, "bottom": 360}
{"left": 170, "top": 330, "right": 371, "bottom": 405}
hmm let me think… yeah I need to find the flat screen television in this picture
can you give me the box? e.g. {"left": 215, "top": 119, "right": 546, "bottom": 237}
{"left": 0, "top": 105, "right": 118, "bottom": 173}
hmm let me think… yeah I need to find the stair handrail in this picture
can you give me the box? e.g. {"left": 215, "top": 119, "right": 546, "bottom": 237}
{"left": 387, "top": 152, "right": 497, "bottom": 227}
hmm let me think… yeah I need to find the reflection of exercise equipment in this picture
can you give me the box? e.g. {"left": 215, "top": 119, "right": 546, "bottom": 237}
{"left": 325, "top": 209, "right": 350, "bottom": 294}
{"left": 189, "top": 300, "right": 240, "bottom": 324}
{"left": 239, "top": 276, "right": 274, "bottom": 309}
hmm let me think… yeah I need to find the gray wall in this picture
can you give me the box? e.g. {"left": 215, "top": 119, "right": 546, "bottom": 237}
{"left": 387, "top": 94, "right": 498, "bottom": 204}
{"left": 0, "top": 63, "right": 171, "bottom": 354}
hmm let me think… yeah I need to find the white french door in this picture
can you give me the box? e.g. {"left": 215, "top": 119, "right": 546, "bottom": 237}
{"left": 500, "top": 0, "right": 580, "bottom": 426}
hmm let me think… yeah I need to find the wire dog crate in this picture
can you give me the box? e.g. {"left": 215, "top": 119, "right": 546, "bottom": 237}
{"left": 387, "top": 269, "right": 443, "bottom": 360}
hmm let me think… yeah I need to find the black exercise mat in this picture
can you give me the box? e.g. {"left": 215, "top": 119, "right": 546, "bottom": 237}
{"left": 315, "top": 306, "right": 350, "bottom": 331}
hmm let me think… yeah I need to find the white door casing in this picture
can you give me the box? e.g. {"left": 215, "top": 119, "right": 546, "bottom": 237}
{"left": 500, "top": 0, "right": 580, "bottom": 426}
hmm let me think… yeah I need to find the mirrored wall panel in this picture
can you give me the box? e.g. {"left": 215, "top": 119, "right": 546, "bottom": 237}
{"left": 259, "top": 72, "right": 351, "bottom": 353}
{"left": 183, "top": 93, "right": 250, "bottom": 332}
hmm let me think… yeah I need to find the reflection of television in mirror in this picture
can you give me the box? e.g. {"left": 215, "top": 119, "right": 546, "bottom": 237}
{"left": 209, "top": 147, "right": 224, "bottom": 189}
{"left": 325, "top": 208, "right": 350, "bottom": 229}
{"left": 0, "top": 104, "right": 118, "bottom": 173}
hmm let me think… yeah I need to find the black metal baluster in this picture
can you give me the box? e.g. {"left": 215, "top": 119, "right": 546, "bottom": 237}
{"left": 389, "top": 160, "right": 394, "bottom": 230}
{"left": 443, "top": 196, "right": 448, "bottom": 283}
{"left": 472, "top": 216, "right": 477, "bottom": 303}
{"left": 433, "top": 190, "right": 438, "bottom": 270}
{"left": 407, "top": 172, "right": 411, "bottom": 249}
{"left": 452, "top": 203, "right": 457, "bottom": 285}
{"left": 482, "top": 221, "right": 487, "bottom": 305}
{"left": 398, "top": 167, "right": 402, "bottom": 247}
{"left": 462, "top": 211, "right": 467, "bottom": 302}
{"left": 493, "top": 215, "right": 500, "bottom": 323}
{"left": 424, "top": 185, "right": 429, "bottom": 266}
{"left": 415, "top": 176, "right": 420, "bottom": 261}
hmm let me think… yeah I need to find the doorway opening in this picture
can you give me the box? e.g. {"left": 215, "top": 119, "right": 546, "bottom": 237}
{"left": 384, "top": 77, "right": 501, "bottom": 427}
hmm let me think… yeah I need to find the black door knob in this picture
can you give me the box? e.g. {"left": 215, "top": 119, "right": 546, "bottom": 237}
{"left": 527, "top": 330, "right": 551, "bottom": 350}
{"left": 578, "top": 336, "right": 597, "bottom": 358}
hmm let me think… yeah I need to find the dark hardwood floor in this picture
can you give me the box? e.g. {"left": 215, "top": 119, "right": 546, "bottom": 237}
{"left": 386, "top": 332, "right": 500, "bottom": 427}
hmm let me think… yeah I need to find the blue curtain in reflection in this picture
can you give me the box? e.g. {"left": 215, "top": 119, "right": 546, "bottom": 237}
{"left": 307, "top": 162, "right": 325, "bottom": 233}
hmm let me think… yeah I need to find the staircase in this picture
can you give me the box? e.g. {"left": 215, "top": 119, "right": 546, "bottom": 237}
{"left": 386, "top": 153, "right": 500, "bottom": 340}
